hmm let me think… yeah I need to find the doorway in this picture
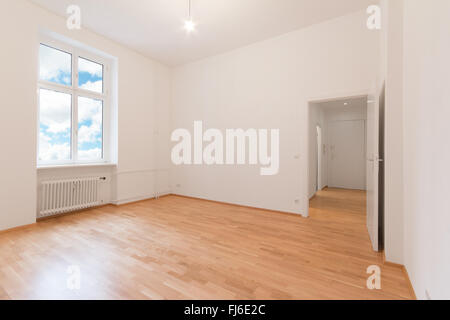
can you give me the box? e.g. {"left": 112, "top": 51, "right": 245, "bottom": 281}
{"left": 308, "top": 96, "right": 368, "bottom": 199}
{"left": 307, "top": 93, "right": 384, "bottom": 251}
{"left": 307, "top": 94, "right": 384, "bottom": 251}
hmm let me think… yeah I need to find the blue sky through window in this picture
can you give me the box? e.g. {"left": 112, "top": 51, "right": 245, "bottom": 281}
{"left": 39, "top": 45, "right": 105, "bottom": 163}
{"left": 39, "top": 44, "right": 72, "bottom": 86}
{"left": 39, "top": 89, "right": 71, "bottom": 161}
{"left": 78, "top": 57, "right": 103, "bottom": 93}
{"left": 78, "top": 97, "right": 103, "bottom": 160}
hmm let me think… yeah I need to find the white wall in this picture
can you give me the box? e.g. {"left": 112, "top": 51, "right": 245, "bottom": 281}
{"left": 325, "top": 104, "right": 367, "bottom": 123}
{"left": 383, "top": 0, "right": 404, "bottom": 264}
{"left": 403, "top": 0, "right": 450, "bottom": 300}
{"left": 0, "top": 0, "right": 38, "bottom": 230}
{"left": 0, "top": 0, "right": 172, "bottom": 231}
{"left": 172, "top": 11, "right": 379, "bottom": 215}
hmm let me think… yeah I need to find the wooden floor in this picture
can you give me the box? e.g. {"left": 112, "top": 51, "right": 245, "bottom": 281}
{"left": 0, "top": 189, "right": 412, "bottom": 300}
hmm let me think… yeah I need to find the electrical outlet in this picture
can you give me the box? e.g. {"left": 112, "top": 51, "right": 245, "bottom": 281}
{"left": 176, "top": 184, "right": 181, "bottom": 188}
{"left": 294, "top": 199, "right": 300, "bottom": 204}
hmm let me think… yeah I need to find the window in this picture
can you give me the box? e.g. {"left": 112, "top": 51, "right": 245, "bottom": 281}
{"left": 38, "top": 38, "right": 111, "bottom": 166}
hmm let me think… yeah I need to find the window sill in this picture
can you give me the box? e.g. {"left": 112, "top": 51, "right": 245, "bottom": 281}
{"left": 37, "top": 163, "right": 117, "bottom": 171}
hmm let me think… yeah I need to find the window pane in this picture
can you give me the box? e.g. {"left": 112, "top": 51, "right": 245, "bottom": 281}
{"left": 78, "top": 57, "right": 103, "bottom": 93}
{"left": 39, "top": 44, "right": 72, "bottom": 86}
{"left": 78, "top": 97, "right": 103, "bottom": 160}
{"left": 39, "top": 89, "right": 72, "bottom": 162}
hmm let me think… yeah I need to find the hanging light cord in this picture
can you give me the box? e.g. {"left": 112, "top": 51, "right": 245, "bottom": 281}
{"left": 189, "top": 0, "right": 192, "bottom": 19}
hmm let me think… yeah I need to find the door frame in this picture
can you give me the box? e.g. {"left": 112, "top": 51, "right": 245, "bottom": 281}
{"left": 304, "top": 90, "right": 369, "bottom": 218}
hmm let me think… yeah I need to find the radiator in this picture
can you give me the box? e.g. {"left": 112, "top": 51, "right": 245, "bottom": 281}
{"left": 39, "top": 177, "right": 104, "bottom": 218}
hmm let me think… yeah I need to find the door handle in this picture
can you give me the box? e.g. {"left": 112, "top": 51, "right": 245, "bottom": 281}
{"left": 374, "top": 155, "right": 384, "bottom": 162}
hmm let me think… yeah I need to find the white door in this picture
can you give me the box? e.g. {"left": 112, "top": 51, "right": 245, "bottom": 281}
{"left": 328, "top": 120, "right": 366, "bottom": 190}
{"left": 316, "top": 125, "right": 322, "bottom": 191}
{"left": 366, "top": 93, "right": 380, "bottom": 251}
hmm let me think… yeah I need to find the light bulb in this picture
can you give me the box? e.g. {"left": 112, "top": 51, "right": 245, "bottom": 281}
{"left": 184, "top": 19, "right": 196, "bottom": 33}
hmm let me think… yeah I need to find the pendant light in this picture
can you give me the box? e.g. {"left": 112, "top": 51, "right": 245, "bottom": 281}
{"left": 184, "top": 0, "right": 196, "bottom": 33}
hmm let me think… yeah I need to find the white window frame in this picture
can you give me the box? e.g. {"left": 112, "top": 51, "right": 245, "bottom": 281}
{"left": 37, "top": 36, "right": 111, "bottom": 167}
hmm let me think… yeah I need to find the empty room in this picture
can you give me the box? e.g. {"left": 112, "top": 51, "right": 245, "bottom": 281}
{"left": 1, "top": 0, "right": 449, "bottom": 309}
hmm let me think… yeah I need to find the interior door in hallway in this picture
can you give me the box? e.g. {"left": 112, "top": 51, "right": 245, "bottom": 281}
{"left": 328, "top": 120, "right": 366, "bottom": 190}
{"left": 366, "top": 91, "right": 380, "bottom": 252}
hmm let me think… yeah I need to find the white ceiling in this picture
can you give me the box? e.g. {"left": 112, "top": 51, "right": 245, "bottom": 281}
{"left": 30, "top": 0, "right": 373, "bottom": 66}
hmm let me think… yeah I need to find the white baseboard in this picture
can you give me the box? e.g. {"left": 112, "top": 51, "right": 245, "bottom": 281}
{"left": 111, "top": 191, "right": 172, "bottom": 206}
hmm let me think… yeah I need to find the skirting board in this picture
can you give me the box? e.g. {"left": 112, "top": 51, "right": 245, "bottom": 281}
{"left": 35, "top": 193, "right": 173, "bottom": 222}
{"left": 171, "top": 193, "right": 306, "bottom": 218}
{"left": 383, "top": 252, "right": 417, "bottom": 300}
{"left": 0, "top": 223, "right": 35, "bottom": 235}
{"left": 111, "top": 191, "right": 172, "bottom": 206}
{"left": 309, "top": 186, "right": 328, "bottom": 200}
{"left": 36, "top": 204, "right": 110, "bottom": 221}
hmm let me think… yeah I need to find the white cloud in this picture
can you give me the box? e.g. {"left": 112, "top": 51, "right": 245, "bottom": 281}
{"left": 80, "top": 80, "right": 103, "bottom": 93}
{"left": 38, "top": 85, "right": 104, "bottom": 162}
{"left": 78, "top": 148, "right": 102, "bottom": 160}
{"left": 39, "top": 45, "right": 71, "bottom": 83}
{"left": 39, "top": 89, "right": 71, "bottom": 134}
{"left": 39, "top": 132, "right": 71, "bottom": 161}
{"left": 77, "top": 97, "right": 103, "bottom": 160}
{"left": 78, "top": 97, "right": 102, "bottom": 131}
{"left": 78, "top": 57, "right": 103, "bottom": 77}
{"left": 78, "top": 123, "right": 101, "bottom": 144}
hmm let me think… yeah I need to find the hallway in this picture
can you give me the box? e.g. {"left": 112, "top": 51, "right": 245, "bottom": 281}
{"left": 310, "top": 187, "right": 367, "bottom": 217}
